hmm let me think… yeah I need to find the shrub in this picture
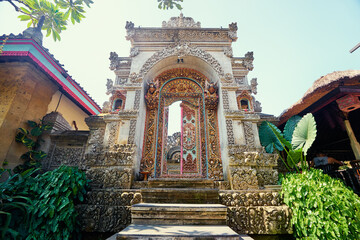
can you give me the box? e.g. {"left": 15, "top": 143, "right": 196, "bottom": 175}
{"left": 282, "top": 169, "right": 360, "bottom": 239}
{"left": 0, "top": 166, "right": 88, "bottom": 240}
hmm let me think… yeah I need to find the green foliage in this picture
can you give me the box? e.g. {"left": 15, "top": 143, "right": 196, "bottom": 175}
{"left": 259, "top": 121, "right": 284, "bottom": 153}
{"left": 292, "top": 113, "right": 317, "bottom": 155}
{"left": 0, "top": 166, "right": 88, "bottom": 239}
{"left": 158, "top": 0, "right": 183, "bottom": 10}
{"left": 283, "top": 115, "right": 302, "bottom": 143}
{"left": 259, "top": 114, "right": 317, "bottom": 172}
{"left": 14, "top": 119, "right": 52, "bottom": 173}
{"left": 282, "top": 169, "right": 360, "bottom": 239}
{"left": 0, "top": 168, "right": 37, "bottom": 239}
{"left": 5, "top": 0, "right": 93, "bottom": 41}
{"left": 27, "top": 166, "right": 88, "bottom": 240}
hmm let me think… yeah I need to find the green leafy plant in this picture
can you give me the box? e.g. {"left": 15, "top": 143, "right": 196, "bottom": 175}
{"left": 282, "top": 169, "right": 360, "bottom": 239}
{"left": 0, "top": 166, "right": 88, "bottom": 240}
{"left": 2, "top": 0, "right": 93, "bottom": 41}
{"left": 0, "top": 168, "right": 37, "bottom": 239}
{"left": 259, "top": 113, "right": 317, "bottom": 172}
{"left": 14, "top": 119, "right": 52, "bottom": 173}
{"left": 27, "top": 166, "right": 88, "bottom": 240}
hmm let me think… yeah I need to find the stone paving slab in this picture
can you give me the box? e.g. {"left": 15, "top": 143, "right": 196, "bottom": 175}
{"left": 108, "top": 224, "right": 254, "bottom": 240}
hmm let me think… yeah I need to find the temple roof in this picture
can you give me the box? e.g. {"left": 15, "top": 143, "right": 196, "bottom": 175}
{"left": 0, "top": 33, "right": 101, "bottom": 115}
{"left": 279, "top": 70, "right": 360, "bottom": 125}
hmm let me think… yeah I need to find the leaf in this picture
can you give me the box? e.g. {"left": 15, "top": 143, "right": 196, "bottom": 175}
{"left": 27, "top": 120, "right": 38, "bottom": 128}
{"left": 18, "top": 15, "right": 31, "bottom": 21}
{"left": 30, "top": 127, "right": 42, "bottom": 137}
{"left": 259, "top": 121, "right": 290, "bottom": 153}
{"left": 292, "top": 113, "right": 317, "bottom": 155}
{"left": 283, "top": 115, "right": 302, "bottom": 143}
{"left": 287, "top": 149, "right": 302, "bottom": 168}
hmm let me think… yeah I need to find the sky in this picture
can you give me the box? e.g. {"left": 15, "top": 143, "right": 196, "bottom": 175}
{"left": 1, "top": 0, "right": 360, "bottom": 116}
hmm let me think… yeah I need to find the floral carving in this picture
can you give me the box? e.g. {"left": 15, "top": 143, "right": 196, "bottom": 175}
{"left": 242, "top": 51, "right": 254, "bottom": 71}
{"left": 250, "top": 78, "right": 258, "bottom": 95}
{"left": 138, "top": 43, "right": 225, "bottom": 78}
{"left": 230, "top": 167, "right": 259, "bottom": 190}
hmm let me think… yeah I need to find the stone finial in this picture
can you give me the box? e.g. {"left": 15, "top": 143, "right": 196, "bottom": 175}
{"left": 106, "top": 78, "right": 113, "bottom": 95}
{"left": 242, "top": 51, "right": 254, "bottom": 71}
{"left": 109, "top": 52, "right": 119, "bottom": 70}
{"left": 125, "top": 21, "right": 135, "bottom": 30}
{"left": 251, "top": 78, "right": 258, "bottom": 95}
{"left": 228, "top": 22, "right": 238, "bottom": 41}
{"left": 229, "top": 22, "right": 238, "bottom": 31}
{"left": 162, "top": 14, "right": 201, "bottom": 28}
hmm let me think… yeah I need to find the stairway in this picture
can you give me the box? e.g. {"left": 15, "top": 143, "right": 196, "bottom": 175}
{"left": 109, "top": 179, "right": 253, "bottom": 240}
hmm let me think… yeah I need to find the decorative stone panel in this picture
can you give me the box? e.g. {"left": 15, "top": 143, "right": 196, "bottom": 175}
{"left": 227, "top": 206, "right": 292, "bottom": 235}
{"left": 229, "top": 167, "right": 258, "bottom": 190}
{"left": 133, "top": 90, "right": 141, "bottom": 110}
{"left": 86, "top": 167, "right": 132, "bottom": 189}
{"left": 222, "top": 89, "right": 230, "bottom": 110}
{"left": 219, "top": 191, "right": 282, "bottom": 207}
{"left": 226, "top": 119, "right": 235, "bottom": 145}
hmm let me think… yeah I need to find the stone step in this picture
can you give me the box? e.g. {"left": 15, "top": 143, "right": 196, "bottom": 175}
{"left": 131, "top": 203, "right": 227, "bottom": 225}
{"left": 141, "top": 188, "right": 219, "bottom": 204}
{"left": 109, "top": 224, "right": 254, "bottom": 240}
{"left": 148, "top": 178, "right": 215, "bottom": 189}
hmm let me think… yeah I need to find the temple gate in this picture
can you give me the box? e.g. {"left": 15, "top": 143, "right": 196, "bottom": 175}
{"left": 44, "top": 15, "right": 291, "bottom": 236}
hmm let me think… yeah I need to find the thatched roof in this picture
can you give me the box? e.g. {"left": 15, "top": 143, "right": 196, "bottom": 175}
{"left": 279, "top": 70, "right": 360, "bottom": 125}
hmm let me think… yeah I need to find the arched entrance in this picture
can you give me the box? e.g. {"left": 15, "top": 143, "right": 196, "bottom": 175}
{"left": 141, "top": 68, "right": 223, "bottom": 180}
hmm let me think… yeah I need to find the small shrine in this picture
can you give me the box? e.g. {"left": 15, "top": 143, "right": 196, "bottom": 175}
{"left": 45, "top": 15, "right": 291, "bottom": 237}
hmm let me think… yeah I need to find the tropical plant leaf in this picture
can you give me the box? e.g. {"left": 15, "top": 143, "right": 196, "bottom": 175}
{"left": 30, "top": 127, "right": 42, "bottom": 137}
{"left": 284, "top": 115, "right": 302, "bottom": 143}
{"left": 259, "top": 121, "right": 284, "bottom": 153}
{"left": 287, "top": 149, "right": 302, "bottom": 168}
{"left": 292, "top": 113, "right": 317, "bottom": 155}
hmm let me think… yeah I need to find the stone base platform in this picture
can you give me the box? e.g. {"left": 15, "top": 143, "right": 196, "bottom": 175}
{"left": 132, "top": 203, "right": 227, "bottom": 225}
{"left": 141, "top": 188, "right": 219, "bottom": 204}
{"left": 147, "top": 179, "right": 215, "bottom": 189}
{"left": 109, "top": 224, "right": 254, "bottom": 240}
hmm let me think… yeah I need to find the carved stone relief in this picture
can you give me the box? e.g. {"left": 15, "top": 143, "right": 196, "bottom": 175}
{"left": 86, "top": 167, "right": 132, "bottom": 189}
{"left": 224, "top": 47, "right": 233, "bottom": 57}
{"left": 226, "top": 119, "right": 235, "bottom": 145}
{"left": 138, "top": 43, "right": 225, "bottom": 79}
{"left": 162, "top": 14, "right": 201, "bottom": 28}
{"left": 243, "top": 122, "right": 255, "bottom": 147}
{"left": 130, "top": 47, "right": 139, "bottom": 57}
{"left": 49, "top": 146, "right": 85, "bottom": 168}
{"left": 133, "top": 90, "right": 141, "bottom": 110}
{"left": 128, "top": 120, "right": 137, "bottom": 145}
{"left": 219, "top": 191, "right": 282, "bottom": 207}
{"left": 229, "top": 167, "right": 259, "bottom": 190}
{"left": 222, "top": 90, "right": 230, "bottom": 110}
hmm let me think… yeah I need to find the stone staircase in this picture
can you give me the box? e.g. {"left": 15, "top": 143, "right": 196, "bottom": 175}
{"left": 109, "top": 179, "right": 253, "bottom": 240}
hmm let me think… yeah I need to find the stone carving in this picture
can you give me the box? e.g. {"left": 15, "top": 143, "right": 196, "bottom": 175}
{"left": 133, "top": 90, "right": 141, "bottom": 110}
{"left": 125, "top": 21, "right": 134, "bottom": 30}
{"left": 219, "top": 191, "right": 282, "bottom": 207}
{"left": 226, "top": 119, "right": 235, "bottom": 145}
{"left": 86, "top": 167, "right": 132, "bottom": 189}
{"left": 244, "top": 122, "right": 255, "bottom": 147}
{"left": 77, "top": 205, "right": 131, "bottom": 233}
{"left": 84, "top": 190, "right": 142, "bottom": 206}
{"left": 230, "top": 167, "right": 259, "bottom": 190}
{"left": 162, "top": 13, "right": 201, "bottom": 28}
{"left": 128, "top": 120, "right": 137, "bottom": 144}
{"left": 228, "top": 147, "right": 278, "bottom": 167}
{"left": 235, "top": 77, "right": 245, "bottom": 85}
{"left": 109, "top": 53, "right": 132, "bottom": 71}
{"left": 254, "top": 99, "right": 262, "bottom": 113}
{"left": 228, "top": 22, "right": 238, "bottom": 40}
{"left": 250, "top": 78, "right": 258, "bottom": 94}
{"left": 227, "top": 206, "right": 291, "bottom": 234}
{"left": 87, "top": 127, "right": 105, "bottom": 154}
{"left": 109, "top": 52, "right": 120, "bottom": 70}
{"left": 256, "top": 169, "right": 278, "bottom": 186}
{"left": 117, "top": 110, "right": 139, "bottom": 118}
{"left": 49, "top": 146, "right": 84, "bottom": 167}
{"left": 115, "top": 78, "right": 128, "bottom": 85}
{"left": 138, "top": 43, "right": 225, "bottom": 78}
{"left": 224, "top": 47, "right": 233, "bottom": 57}
{"left": 243, "top": 51, "right": 254, "bottom": 71}
{"left": 130, "top": 47, "right": 139, "bottom": 57}
{"left": 129, "top": 72, "right": 141, "bottom": 83}
{"left": 102, "top": 101, "right": 111, "bottom": 113}
{"left": 264, "top": 206, "right": 292, "bottom": 234}
{"left": 222, "top": 90, "right": 230, "bottom": 110}
{"left": 106, "top": 122, "right": 120, "bottom": 149}
{"left": 223, "top": 73, "right": 234, "bottom": 83}
{"left": 106, "top": 78, "right": 113, "bottom": 94}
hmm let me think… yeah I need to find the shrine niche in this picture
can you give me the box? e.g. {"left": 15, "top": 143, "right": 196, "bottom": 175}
{"left": 141, "top": 68, "right": 223, "bottom": 180}
{"left": 110, "top": 90, "right": 126, "bottom": 112}
{"left": 237, "top": 90, "right": 253, "bottom": 112}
